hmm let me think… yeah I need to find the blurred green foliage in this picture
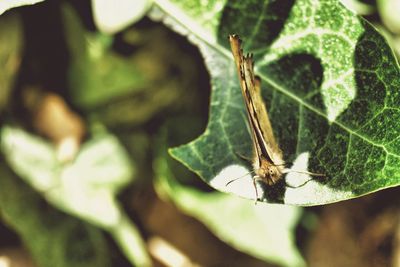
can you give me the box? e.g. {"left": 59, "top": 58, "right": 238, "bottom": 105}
{"left": 0, "top": 157, "right": 111, "bottom": 267}
{"left": 0, "top": 1, "right": 206, "bottom": 266}
{"left": 154, "top": 126, "right": 305, "bottom": 267}
{"left": 0, "top": 13, "right": 22, "bottom": 113}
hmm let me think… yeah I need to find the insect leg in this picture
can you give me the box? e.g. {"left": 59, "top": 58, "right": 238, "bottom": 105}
{"left": 253, "top": 175, "right": 262, "bottom": 204}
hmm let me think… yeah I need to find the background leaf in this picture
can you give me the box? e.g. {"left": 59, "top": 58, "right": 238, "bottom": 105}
{"left": 0, "top": 0, "right": 45, "bottom": 15}
{"left": 377, "top": 0, "right": 400, "bottom": 34}
{"left": 154, "top": 132, "right": 305, "bottom": 267}
{"left": 62, "top": 3, "right": 148, "bottom": 110}
{"left": 63, "top": 2, "right": 196, "bottom": 128}
{"left": 151, "top": 0, "right": 400, "bottom": 205}
{"left": 91, "top": 0, "right": 152, "bottom": 34}
{"left": 0, "top": 126, "right": 151, "bottom": 267}
{"left": 0, "top": 158, "right": 111, "bottom": 267}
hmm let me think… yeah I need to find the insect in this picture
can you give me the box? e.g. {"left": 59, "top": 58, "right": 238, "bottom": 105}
{"left": 228, "top": 34, "right": 322, "bottom": 200}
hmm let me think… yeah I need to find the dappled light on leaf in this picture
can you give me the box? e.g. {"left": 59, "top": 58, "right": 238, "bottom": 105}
{"left": 210, "top": 164, "right": 258, "bottom": 200}
{"left": 160, "top": 0, "right": 400, "bottom": 205}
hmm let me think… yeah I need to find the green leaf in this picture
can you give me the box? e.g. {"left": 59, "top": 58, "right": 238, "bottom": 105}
{"left": 0, "top": 126, "right": 151, "bottom": 267}
{"left": 152, "top": 0, "right": 400, "bottom": 205}
{"left": 92, "top": 0, "right": 152, "bottom": 34}
{"left": 62, "top": 3, "right": 186, "bottom": 128}
{"left": 0, "top": 159, "right": 111, "bottom": 267}
{"left": 0, "top": 0, "right": 45, "bottom": 15}
{"left": 62, "top": 3, "right": 149, "bottom": 109}
{"left": 377, "top": 0, "right": 400, "bottom": 34}
{"left": 154, "top": 137, "right": 305, "bottom": 267}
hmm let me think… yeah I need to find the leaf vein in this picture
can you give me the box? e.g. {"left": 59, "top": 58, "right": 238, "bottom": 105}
{"left": 258, "top": 73, "right": 392, "bottom": 155}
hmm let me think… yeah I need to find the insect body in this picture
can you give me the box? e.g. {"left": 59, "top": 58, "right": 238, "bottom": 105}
{"left": 229, "top": 34, "right": 285, "bottom": 188}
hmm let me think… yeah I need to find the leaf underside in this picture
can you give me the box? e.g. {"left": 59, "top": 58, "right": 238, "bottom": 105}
{"left": 154, "top": 0, "right": 400, "bottom": 205}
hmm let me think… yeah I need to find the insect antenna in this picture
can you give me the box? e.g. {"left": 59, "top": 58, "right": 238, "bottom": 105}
{"left": 225, "top": 169, "right": 255, "bottom": 186}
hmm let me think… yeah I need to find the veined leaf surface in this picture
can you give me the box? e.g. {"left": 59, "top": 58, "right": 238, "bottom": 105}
{"left": 151, "top": 0, "right": 400, "bottom": 205}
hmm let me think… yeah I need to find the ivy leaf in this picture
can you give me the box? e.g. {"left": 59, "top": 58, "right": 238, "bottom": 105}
{"left": 0, "top": 126, "right": 151, "bottom": 267}
{"left": 62, "top": 3, "right": 148, "bottom": 110}
{"left": 0, "top": 160, "right": 111, "bottom": 267}
{"left": 151, "top": 0, "right": 400, "bottom": 205}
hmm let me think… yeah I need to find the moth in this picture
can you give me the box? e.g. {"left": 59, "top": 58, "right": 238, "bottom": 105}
{"left": 228, "top": 34, "right": 322, "bottom": 199}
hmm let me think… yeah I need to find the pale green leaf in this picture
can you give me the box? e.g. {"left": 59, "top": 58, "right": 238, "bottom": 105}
{"left": 0, "top": 159, "right": 111, "bottom": 267}
{"left": 377, "top": 0, "right": 400, "bottom": 34}
{"left": 62, "top": 3, "right": 149, "bottom": 109}
{"left": 92, "top": 0, "right": 152, "bottom": 34}
{"left": 0, "top": 126, "right": 151, "bottom": 267}
{"left": 0, "top": 0, "right": 44, "bottom": 15}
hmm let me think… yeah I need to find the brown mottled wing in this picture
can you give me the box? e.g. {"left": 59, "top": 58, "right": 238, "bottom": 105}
{"left": 229, "top": 34, "right": 283, "bottom": 165}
